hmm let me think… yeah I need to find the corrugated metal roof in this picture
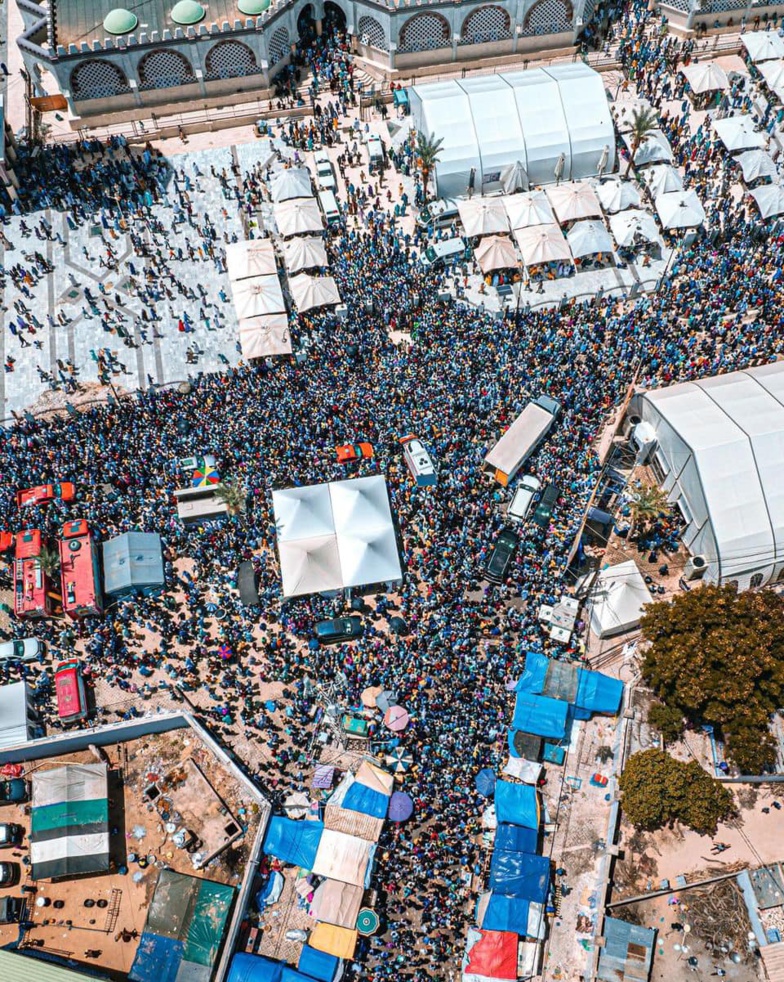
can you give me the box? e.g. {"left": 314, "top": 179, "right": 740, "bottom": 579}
{"left": 0, "top": 950, "right": 108, "bottom": 982}
{"left": 597, "top": 917, "right": 656, "bottom": 982}
{"left": 762, "top": 941, "right": 784, "bottom": 982}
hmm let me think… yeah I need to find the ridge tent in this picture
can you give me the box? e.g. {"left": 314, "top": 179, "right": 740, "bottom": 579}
{"left": 288, "top": 273, "right": 341, "bottom": 312}
{"left": 589, "top": 561, "right": 650, "bottom": 638}
{"left": 270, "top": 167, "right": 312, "bottom": 202}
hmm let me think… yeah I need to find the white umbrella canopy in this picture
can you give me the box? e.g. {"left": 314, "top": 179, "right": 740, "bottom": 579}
{"left": 566, "top": 220, "right": 614, "bottom": 258}
{"left": 457, "top": 197, "right": 509, "bottom": 238}
{"left": 270, "top": 166, "right": 313, "bottom": 202}
{"left": 474, "top": 235, "right": 519, "bottom": 273}
{"left": 596, "top": 179, "right": 642, "bottom": 213}
{"left": 735, "top": 149, "right": 778, "bottom": 183}
{"left": 626, "top": 130, "right": 674, "bottom": 167}
{"left": 503, "top": 191, "right": 555, "bottom": 230}
{"left": 514, "top": 224, "right": 571, "bottom": 266}
{"left": 713, "top": 116, "right": 766, "bottom": 152}
{"left": 655, "top": 189, "right": 706, "bottom": 229}
{"left": 547, "top": 182, "right": 603, "bottom": 223}
{"left": 274, "top": 198, "right": 324, "bottom": 237}
{"left": 741, "top": 30, "right": 784, "bottom": 64}
{"left": 284, "top": 236, "right": 328, "bottom": 273}
{"left": 750, "top": 183, "right": 784, "bottom": 219}
{"left": 225, "top": 239, "right": 277, "bottom": 281}
{"left": 231, "top": 274, "right": 286, "bottom": 319}
{"left": 680, "top": 61, "right": 729, "bottom": 94}
{"left": 640, "top": 164, "right": 684, "bottom": 196}
{"left": 609, "top": 209, "right": 660, "bottom": 247}
{"left": 288, "top": 273, "right": 341, "bottom": 312}
{"left": 758, "top": 60, "right": 784, "bottom": 101}
{"left": 238, "top": 313, "right": 292, "bottom": 359}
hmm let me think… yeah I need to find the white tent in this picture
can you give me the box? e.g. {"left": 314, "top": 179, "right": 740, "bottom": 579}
{"left": 750, "top": 183, "right": 784, "bottom": 219}
{"left": 612, "top": 97, "right": 657, "bottom": 134}
{"left": 270, "top": 166, "right": 313, "bottom": 203}
{"left": 655, "top": 189, "right": 706, "bottom": 229}
{"left": 288, "top": 273, "right": 341, "bottom": 312}
{"left": 566, "top": 220, "right": 614, "bottom": 258}
{"left": 609, "top": 209, "right": 660, "bottom": 247}
{"left": 500, "top": 160, "right": 530, "bottom": 194}
{"left": 474, "top": 235, "right": 519, "bottom": 273}
{"left": 273, "top": 484, "right": 335, "bottom": 541}
{"left": 758, "top": 59, "right": 784, "bottom": 101}
{"left": 626, "top": 130, "right": 674, "bottom": 166}
{"left": 641, "top": 164, "right": 683, "bottom": 197}
{"left": 312, "top": 829, "right": 376, "bottom": 887}
{"left": 230, "top": 274, "right": 286, "bottom": 319}
{"left": 596, "top": 179, "right": 641, "bottom": 213}
{"left": 274, "top": 198, "right": 324, "bottom": 237}
{"left": 503, "top": 191, "right": 555, "bottom": 229}
{"left": 225, "top": 239, "right": 277, "bottom": 280}
{"left": 713, "top": 116, "right": 766, "bottom": 152}
{"left": 410, "top": 63, "right": 615, "bottom": 197}
{"left": 546, "top": 182, "right": 603, "bottom": 223}
{"left": 278, "top": 536, "right": 344, "bottom": 596}
{"left": 741, "top": 30, "right": 784, "bottom": 63}
{"left": 514, "top": 224, "right": 571, "bottom": 265}
{"left": 590, "top": 561, "right": 650, "bottom": 638}
{"left": 238, "top": 313, "right": 291, "bottom": 359}
{"left": 632, "top": 361, "right": 784, "bottom": 588}
{"left": 457, "top": 197, "right": 509, "bottom": 238}
{"left": 680, "top": 61, "right": 729, "bottom": 94}
{"left": 284, "top": 236, "right": 328, "bottom": 273}
{"left": 336, "top": 529, "right": 402, "bottom": 590}
{"left": 736, "top": 149, "right": 778, "bottom": 184}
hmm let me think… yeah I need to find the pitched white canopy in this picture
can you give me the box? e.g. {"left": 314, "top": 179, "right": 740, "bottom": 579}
{"left": 225, "top": 239, "right": 277, "bottom": 280}
{"left": 546, "top": 182, "right": 603, "bottom": 223}
{"left": 457, "top": 196, "right": 509, "bottom": 238}
{"left": 274, "top": 198, "right": 324, "bottom": 237}
{"left": 741, "top": 30, "right": 784, "bottom": 63}
{"left": 502, "top": 191, "right": 555, "bottom": 229}
{"left": 759, "top": 59, "right": 784, "bottom": 101}
{"left": 288, "top": 273, "right": 341, "bottom": 312}
{"left": 238, "top": 313, "right": 291, "bottom": 359}
{"left": 284, "top": 236, "right": 328, "bottom": 273}
{"left": 596, "top": 179, "right": 641, "bottom": 214}
{"left": 750, "top": 183, "right": 784, "bottom": 219}
{"left": 713, "top": 116, "right": 766, "bottom": 152}
{"left": 680, "top": 61, "right": 729, "bottom": 94}
{"left": 230, "top": 274, "right": 286, "bottom": 319}
{"left": 514, "top": 224, "right": 571, "bottom": 266}
{"left": 474, "top": 235, "right": 519, "bottom": 273}
{"left": 640, "top": 164, "right": 683, "bottom": 197}
{"left": 270, "top": 166, "right": 313, "bottom": 202}
{"left": 566, "top": 219, "right": 614, "bottom": 258}
{"left": 655, "top": 189, "right": 706, "bottom": 229}
{"left": 609, "top": 209, "right": 660, "bottom": 247}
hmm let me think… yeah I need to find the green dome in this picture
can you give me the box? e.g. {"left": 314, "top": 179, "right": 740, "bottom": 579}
{"left": 103, "top": 7, "right": 138, "bottom": 33}
{"left": 238, "top": 0, "right": 270, "bottom": 13}
{"left": 171, "top": 0, "right": 206, "bottom": 24}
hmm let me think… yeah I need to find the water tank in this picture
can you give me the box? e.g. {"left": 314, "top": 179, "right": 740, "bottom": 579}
{"left": 631, "top": 421, "right": 657, "bottom": 464}
{"left": 684, "top": 555, "right": 707, "bottom": 581}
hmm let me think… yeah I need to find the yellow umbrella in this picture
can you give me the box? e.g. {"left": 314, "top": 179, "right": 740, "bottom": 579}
{"left": 361, "top": 685, "right": 383, "bottom": 708}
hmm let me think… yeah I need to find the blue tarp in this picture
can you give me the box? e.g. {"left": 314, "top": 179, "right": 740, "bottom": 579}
{"left": 575, "top": 667, "right": 623, "bottom": 717}
{"left": 481, "top": 893, "right": 531, "bottom": 934}
{"left": 281, "top": 969, "right": 321, "bottom": 982}
{"left": 343, "top": 781, "right": 389, "bottom": 819}
{"left": 495, "top": 823, "right": 538, "bottom": 855}
{"left": 263, "top": 817, "right": 323, "bottom": 869}
{"left": 227, "top": 954, "right": 284, "bottom": 982}
{"left": 514, "top": 653, "right": 549, "bottom": 694}
{"left": 298, "top": 945, "right": 341, "bottom": 982}
{"left": 494, "top": 780, "right": 539, "bottom": 829}
{"left": 512, "top": 691, "right": 569, "bottom": 739}
{"left": 489, "top": 850, "right": 551, "bottom": 902}
{"left": 129, "top": 933, "right": 184, "bottom": 982}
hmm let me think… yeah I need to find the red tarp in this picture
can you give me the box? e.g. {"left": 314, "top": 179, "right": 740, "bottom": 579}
{"left": 465, "top": 929, "right": 518, "bottom": 980}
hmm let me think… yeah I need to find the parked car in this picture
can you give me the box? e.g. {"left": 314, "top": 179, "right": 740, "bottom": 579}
{"left": 0, "top": 862, "right": 20, "bottom": 887}
{"left": 419, "top": 237, "right": 470, "bottom": 270}
{"left": 0, "top": 896, "right": 25, "bottom": 924}
{"left": 16, "top": 483, "right": 75, "bottom": 509}
{"left": 416, "top": 197, "right": 459, "bottom": 229}
{"left": 508, "top": 475, "right": 542, "bottom": 523}
{"left": 531, "top": 484, "right": 559, "bottom": 530}
{"left": 0, "top": 780, "right": 29, "bottom": 805}
{"left": 367, "top": 135, "right": 384, "bottom": 171}
{"left": 314, "top": 617, "right": 364, "bottom": 644}
{"left": 0, "top": 638, "right": 44, "bottom": 663}
{"left": 485, "top": 529, "right": 519, "bottom": 584}
{"left": 0, "top": 824, "right": 24, "bottom": 848}
{"left": 401, "top": 436, "right": 437, "bottom": 487}
{"left": 314, "top": 150, "right": 337, "bottom": 191}
{"left": 336, "top": 442, "right": 374, "bottom": 464}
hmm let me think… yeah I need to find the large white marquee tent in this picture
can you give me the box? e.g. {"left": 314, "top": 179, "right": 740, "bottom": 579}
{"left": 272, "top": 476, "right": 402, "bottom": 597}
{"left": 410, "top": 63, "right": 615, "bottom": 199}
{"left": 631, "top": 362, "right": 784, "bottom": 589}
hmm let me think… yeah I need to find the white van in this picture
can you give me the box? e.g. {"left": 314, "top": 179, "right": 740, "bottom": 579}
{"left": 318, "top": 189, "right": 341, "bottom": 225}
{"left": 402, "top": 437, "right": 437, "bottom": 487}
{"left": 508, "top": 475, "right": 541, "bottom": 523}
{"left": 314, "top": 150, "right": 337, "bottom": 191}
{"left": 416, "top": 198, "right": 460, "bottom": 229}
{"left": 420, "top": 237, "right": 468, "bottom": 269}
{"left": 367, "top": 135, "right": 384, "bottom": 170}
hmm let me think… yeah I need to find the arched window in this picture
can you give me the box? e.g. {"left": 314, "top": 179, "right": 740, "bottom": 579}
{"left": 138, "top": 49, "right": 195, "bottom": 89}
{"left": 70, "top": 59, "right": 130, "bottom": 100}
{"left": 750, "top": 572, "right": 764, "bottom": 588}
{"left": 269, "top": 26, "right": 291, "bottom": 65}
{"left": 205, "top": 40, "right": 259, "bottom": 80}
{"left": 522, "top": 0, "right": 573, "bottom": 35}
{"left": 358, "top": 15, "right": 388, "bottom": 50}
{"left": 460, "top": 6, "right": 511, "bottom": 44}
{"left": 398, "top": 13, "right": 450, "bottom": 53}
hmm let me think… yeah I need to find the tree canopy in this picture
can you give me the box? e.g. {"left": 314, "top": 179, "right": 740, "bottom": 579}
{"left": 640, "top": 585, "right": 784, "bottom": 773}
{"left": 619, "top": 749, "right": 733, "bottom": 835}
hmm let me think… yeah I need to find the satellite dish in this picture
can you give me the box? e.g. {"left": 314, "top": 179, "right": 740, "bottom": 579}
{"left": 683, "top": 925, "right": 691, "bottom": 934}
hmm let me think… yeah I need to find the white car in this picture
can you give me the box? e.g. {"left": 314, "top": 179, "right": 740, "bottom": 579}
{"left": 314, "top": 151, "right": 337, "bottom": 191}
{"left": 367, "top": 135, "right": 384, "bottom": 170}
{"left": 508, "top": 475, "right": 542, "bottom": 523}
{"left": 0, "top": 638, "right": 44, "bottom": 662}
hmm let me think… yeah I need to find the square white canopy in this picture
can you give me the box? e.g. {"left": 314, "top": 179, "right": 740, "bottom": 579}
{"left": 758, "top": 60, "right": 784, "bottom": 101}
{"left": 596, "top": 179, "right": 641, "bottom": 213}
{"left": 225, "top": 239, "right": 277, "bottom": 280}
{"left": 640, "top": 163, "right": 683, "bottom": 197}
{"left": 741, "top": 30, "right": 784, "bottom": 63}
{"left": 289, "top": 273, "right": 341, "bottom": 312}
{"left": 514, "top": 224, "right": 571, "bottom": 265}
{"left": 238, "top": 313, "right": 292, "bottom": 359}
{"left": 457, "top": 197, "right": 509, "bottom": 238}
{"left": 609, "top": 209, "right": 660, "bottom": 247}
{"left": 284, "top": 236, "right": 328, "bottom": 273}
{"left": 750, "top": 184, "right": 784, "bottom": 219}
{"left": 474, "top": 235, "right": 519, "bottom": 273}
{"left": 735, "top": 149, "right": 778, "bottom": 183}
{"left": 590, "top": 561, "right": 650, "bottom": 638}
{"left": 713, "top": 116, "right": 766, "bottom": 152}
{"left": 655, "top": 189, "right": 706, "bottom": 229}
{"left": 503, "top": 191, "right": 555, "bottom": 229}
{"left": 547, "top": 182, "right": 603, "bottom": 223}
{"left": 626, "top": 130, "right": 674, "bottom": 166}
{"left": 230, "top": 274, "right": 286, "bottom": 319}
{"left": 680, "top": 61, "right": 729, "bottom": 94}
{"left": 566, "top": 219, "right": 614, "bottom": 258}
{"left": 270, "top": 166, "right": 313, "bottom": 202}
{"left": 274, "top": 198, "right": 325, "bottom": 237}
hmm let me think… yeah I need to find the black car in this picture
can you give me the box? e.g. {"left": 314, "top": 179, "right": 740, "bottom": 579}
{"left": 485, "top": 529, "right": 519, "bottom": 584}
{"left": 531, "top": 485, "right": 559, "bottom": 530}
{"left": 0, "top": 896, "right": 25, "bottom": 924}
{"left": 314, "top": 617, "right": 364, "bottom": 644}
{"left": 0, "top": 862, "right": 20, "bottom": 887}
{"left": 0, "top": 823, "right": 24, "bottom": 848}
{"left": 237, "top": 561, "right": 259, "bottom": 606}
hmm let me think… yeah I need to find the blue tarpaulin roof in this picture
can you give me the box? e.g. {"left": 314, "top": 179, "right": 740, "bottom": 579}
{"left": 129, "top": 933, "right": 184, "bottom": 982}
{"left": 342, "top": 781, "right": 389, "bottom": 819}
{"left": 494, "top": 780, "right": 539, "bottom": 829}
{"left": 228, "top": 954, "right": 284, "bottom": 982}
{"left": 281, "top": 968, "right": 322, "bottom": 982}
{"left": 481, "top": 893, "right": 531, "bottom": 934}
{"left": 489, "top": 850, "right": 551, "bottom": 902}
{"left": 495, "top": 824, "right": 538, "bottom": 855}
{"left": 512, "top": 691, "right": 569, "bottom": 739}
{"left": 515, "top": 653, "right": 549, "bottom": 694}
{"left": 298, "top": 945, "right": 341, "bottom": 982}
{"left": 263, "top": 817, "right": 323, "bottom": 869}
{"left": 575, "top": 667, "right": 623, "bottom": 717}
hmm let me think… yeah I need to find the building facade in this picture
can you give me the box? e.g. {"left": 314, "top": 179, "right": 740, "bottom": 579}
{"left": 16, "top": 0, "right": 596, "bottom": 121}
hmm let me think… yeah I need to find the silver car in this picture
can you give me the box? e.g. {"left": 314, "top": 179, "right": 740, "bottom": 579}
{"left": 0, "top": 638, "right": 44, "bottom": 662}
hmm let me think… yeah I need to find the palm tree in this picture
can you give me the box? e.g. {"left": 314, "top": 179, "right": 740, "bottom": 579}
{"left": 627, "top": 106, "right": 658, "bottom": 174}
{"left": 627, "top": 482, "right": 670, "bottom": 539}
{"left": 415, "top": 131, "right": 444, "bottom": 203}
{"left": 214, "top": 482, "right": 247, "bottom": 516}
{"left": 38, "top": 545, "right": 60, "bottom": 579}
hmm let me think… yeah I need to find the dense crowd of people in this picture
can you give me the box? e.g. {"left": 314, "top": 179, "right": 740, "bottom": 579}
{"left": 1, "top": 6, "right": 784, "bottom": 979}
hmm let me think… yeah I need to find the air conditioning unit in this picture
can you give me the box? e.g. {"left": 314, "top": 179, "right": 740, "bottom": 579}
{"left": 684, "top": 555, "right": 707, "bottom": 581}
{"left": 631, "top": 421, "right": 657, "bottom": 465}
{"left": 622, "top": 413, "right": 642, "bottom": 439}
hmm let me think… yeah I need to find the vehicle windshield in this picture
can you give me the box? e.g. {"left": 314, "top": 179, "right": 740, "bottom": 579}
{"left": 425, "top": 247, "right": 436, "bottom": 262}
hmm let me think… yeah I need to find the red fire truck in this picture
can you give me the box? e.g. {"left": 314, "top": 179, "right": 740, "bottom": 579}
{"left": 59, "top": 520, "right": 103, "bottom": 619}
{"left": 14, "top": 530, "right": 57, "bottom": 620}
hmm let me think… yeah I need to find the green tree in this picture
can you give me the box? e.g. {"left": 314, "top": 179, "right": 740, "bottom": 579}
{"left": 627, "top": 482, "right": 670, "bottom": 540}
{"left": 641, "top": 585, "right": 784, "bottom": 773}
{"left": 37, "top": 545, "right": 60, "bottom": 579}
{"left": 647, "top": 702, "right": 683, "bottom": 743}
{"left": 619, "top": 749, "right": 733, "bottom": 835}
{"left": 214, "top": 482, "right": 247, "bottom": 516}
{"left": 415, "top": 131, "right": 444, "bottom": 203}
{"left": 627, "top": 106, "right": 658, "bottom": 173}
